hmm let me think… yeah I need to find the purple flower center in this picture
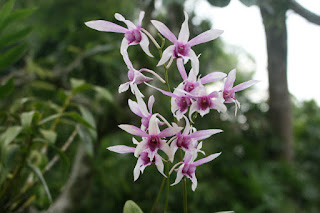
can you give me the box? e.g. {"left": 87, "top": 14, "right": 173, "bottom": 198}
{"left": 128, "top": 69, "right": 135, "bottom": 81}
{"left": 174, "top": 42, "right": 190, "bottom": 58}
{"left": 223, "top": 90, "right": 235, "bottom": 102}
{"left": 176, "top": 135, "right": 191, "bottom": 150}
{"left": 184, "top": 82, "right": 196, "bottom": 92}
{"left": 141, "top": 117, "right": 150, "bottom": 129}
{"left": 182, "top": 163, "right": 196, "bottom": 178}
{"left": 140, "top": 152, "right": 154, "bottom": 165}
{"left": 148, "top": 135, "right": 161, "bottom": 151}
{"left": 197, "top": 96, "right": 213, "bottom": 110}
{"left": 125, "top": 29, "right": 142, "bottom": 44}
{"left": 175, "top": 97, "right": 191, "bottom": 113}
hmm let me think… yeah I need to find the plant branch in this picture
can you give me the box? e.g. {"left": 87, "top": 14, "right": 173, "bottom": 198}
{"left": 289, "top": 0, "right": 320, "bottom": 25}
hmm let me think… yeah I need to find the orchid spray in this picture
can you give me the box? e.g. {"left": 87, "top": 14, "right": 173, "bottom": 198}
{"left": 85, "top": 10, "right": 257, "bottom": 212}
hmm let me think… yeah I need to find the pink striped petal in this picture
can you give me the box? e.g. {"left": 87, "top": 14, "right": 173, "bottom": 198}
{"left": 107, "top": 145, "right": 135, "bottom": 154}
{"left": 138, "top": 11, "right": 145, "bottom": 26}
{"left": 188, "top": 29, "right": 223, "bottom": 47}
{"left": 193, "top": 152, "right": 221, "bottom": 166}
{"left": 232, "top": 80, "right": 259, "bottom": 92}
{"left": 151, "top": 20, "right": 177, "bottom": 43}
{"left": 115, "top": 13, "right": 136, "bottom": 30}
{"left": 178, "top": 11, "right": 190, "bottom": 43}
{"left": 225, "top": 69, "right": 236, "bottom": 90}
{"left": 177, "top": 58, "right": 188, "bottom": 80}
{"left": 85, "top": 20, "right": 127, "bottom": 33}
{"left": 189, "top": 129, "right": 223, "bottom": 141}
{"left": 171, "top": 166, "right": 184, "bottom": 186}
{"left": 157, "top": 45, "right": 175, "bottom": 66}
{"left": 200, "top": 72, "right": 227, "bottom": 84}
{"left": 148, "top": 95, "right": 155, "bottom": 114}
{"left": 128, "top": 99, "right": 144, "bottom": 117}
{"left": 145, "top": 82, "right": 180, "bottom": 98}
{"left": 118, "top": 124, "right": 148, "bottom": 137}
{"left": 191, "top": 175, "right": 198, "bottom": 191}
{"left": 158, "top": 126, "right": 182, "bottom": 138}
{"left": 148, "top": 114, "right": 160, "bottom": 135}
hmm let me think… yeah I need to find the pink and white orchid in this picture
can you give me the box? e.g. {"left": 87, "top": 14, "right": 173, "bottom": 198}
{"left": 118, "top": 114, "right": 182, "bottom": 162}
{"left": 85, "top": 11, "right": 153, "bottom": 61}
{"left": 223, "top": 69, "right": 259, "bottom": 107}
{"left": 171, "top": 152, "right": 221, "bottom": 191}
{"left": 107, "top": 143, "right": 166, "bottom": 181}
{"left": 151, "top": 12, "right": 223, "bottom": 75}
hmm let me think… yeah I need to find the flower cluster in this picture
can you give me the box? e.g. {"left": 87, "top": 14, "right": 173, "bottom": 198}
{"left": 85, "top": 11, "right": 257, "bottom": 191}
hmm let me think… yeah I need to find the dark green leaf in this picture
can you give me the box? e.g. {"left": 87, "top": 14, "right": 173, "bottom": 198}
{"left": 78, "top": 125, "right": 93, "bottom": 156}
{"left": 71, "top": 78, "right": 92, "bottom": 94}
{"left": 0, "top": 0, "right": 15, "bottom": 25}
{"left": 4, "top": 144, "right": 20, "bottom": 169}
{"left": 0, "top": 42, "right": 28, "bottom": 71}
{"left": 27, "top": 162, "right": 52, "bottom": 203}
{"left": 0, "top": 27, "right": 32, "bottom": 50}
{"left": 0, "top": 77, "right": 14, "bottom": 98}
{"left": 79, "top": 106, "right": 97, "bottom": 139}
{"left": 21, "top": 111, "right": 35, "bottom": 127}
{"left": 64, "top": 112, "right": 94, "bottom": 129}
{"left": 0, "top": 126, "right": 22, "bottom": 147}
{"left": 239, "top": 0, "right": 258, "bottom": 7}
{"left": 94, "top": 86, "right": 113, "bottom": 102}
{"left": 123, "top": 200, "right": 143, "bottom": 213}
{"left": 0, "top": 8, "right": 35, "bottom": 34}
{"left": 207, "top": 0, "right": 231, "bottom": 7}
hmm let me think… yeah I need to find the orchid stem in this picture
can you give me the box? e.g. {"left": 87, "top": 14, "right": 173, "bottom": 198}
{"left": 150, "top": 176, "right": 166, "bottom": 213}
{"left": 180, "top": 149, "right": 188, "bottom": 213}
{"left": 164, "top": 161, "right": 171, "bottom": 213}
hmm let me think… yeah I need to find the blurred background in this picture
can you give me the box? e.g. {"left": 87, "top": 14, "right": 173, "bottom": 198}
{"left": 1, "top": 0, "right": 320, "bottom": 212}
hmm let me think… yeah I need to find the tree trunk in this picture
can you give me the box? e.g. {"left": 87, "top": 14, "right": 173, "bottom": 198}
{"left": 260, "top": 0, "right": 293, "bottom": 161}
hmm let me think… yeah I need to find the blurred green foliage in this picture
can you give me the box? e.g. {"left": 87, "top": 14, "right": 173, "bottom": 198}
{"left": 0, "top": 0, "right": 319, "bottom": 212}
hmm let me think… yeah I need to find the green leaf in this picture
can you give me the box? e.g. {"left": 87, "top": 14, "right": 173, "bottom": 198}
{"left": 239, "top": 0, "right": 258, "bottom": 7}
{"left": 0, "top": 42, "right": 28, "bottom": 71}
{"left": 64, "top": 112, "right": 94, "bottom": 129}
{"left": 27, "top": 162, "right": 52, "bottom": 203}
{"left": 94, "top": 86, "right": 113, "bottom": 102}
{"left": 0, "top": 126, "right": 22, "bottom": 147}
{"left": 38, "top": 114, "right": 60, "bottom": 126}
{"left": 4, "top": 144, "right": 20, "bottom": 169}
{"left": 0, "top": 8, "right": 35, "bottom": 34}
{"left": 123, "top": 200, "right": 143, "bottom": 213}
{"left": 79, "top": 106, "right": 97, "bottom": 139}
{"left": 207, "top": 0, "right": 231, "bottom": 7}
{"left": 78, "top": 125, "right": 93, "bottom": 157}
{"left": 40, "top": 129, "right": 57, "bottom": 144}
{"left": 71, "top": 78, "right": 92, "bottom": 94}
{"left": 21, "top": 111, "right": 35, "bottom": 127}
{"left": 0, "top": 0, "right": 15, "bottom": 25}
{"left": 0, "top": 27, "right": 32, "bottom": 50}
{"left": 0, "top": 77, "right": 14, "bottom": 98}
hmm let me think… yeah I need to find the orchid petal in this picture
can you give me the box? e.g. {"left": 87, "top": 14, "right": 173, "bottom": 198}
{"left": 132, "top": 137, "right": 139, "bottom": 145}
{"left": 85, "top": 20, "right": 127, "bottom": 33}
{"left": 148, "top": 95, "right": 155, "bottom": 114}
{"left": 148, "top": 114, "right": 160, "bottom": 135}
{"left": 115, "top": 13, "right": 136, "bottom": 29}
{"left": 191, "top": 174, "right": 198, "bottom": 191}
{"left": 233, "top": 80, "right": 259, "bottom": 92}
{"left": 171, "top": 166, "right": 184, "bottom": 186}
{"left": 151, "top": 20, "right": 177, "bottom": 43}
{"left": 208, "top": 91, "right": 219, "bottom": 98}
{"left": 118, "top": 82, "right": 130, "bottom": 93}
{"left": 128, "top": 99, "right": 144, "bottom": 117}
{"left": 178, "top": 11, "right": 190, "bottom": 43}
{"left": 130, "top": 83, "right": 144, "bottom": 98}
{"left": 145, "top": 82, "right": 180, "bottom": 98}
{"left": 170, "top": 139, "right": 179, "bottom": 159}
{"left": 138, "top": 11, "right": 145, "bottom": 26}
{"left": 160, "top": 140, "right": 173, "bottom": 162}
{"left": 212, "top": 98, "right": 227, "bottom": 113}
{"left": 154, "top": 154, "right": 167, "bottom": 177}
{"left": 188, "top": 29, "right": 223, "bottom": 47}
{"left": 189, "top": 129, "right": 223, "bottom": 141}
{"left": 134, "top": 139, "right": 148, "bottom": 157}
{"left": 188, "top": 49, "right": 199, "bottom": 76}
{"left": 157, "top": 45, "right": 175, "bottom": 66}
{"left": 118, "top": 124, "right": 148, "bottom": 137}
{"left": 134, "top": 158, "right": 143, "bottom": 181}
{"left": 136, "top": 95, "right": 149, "bottom": 117}
{"left": 140, "top": 32, "right": 153, "bottom": 57}
{"left": 177, "top": 58, "right": 188, "bottom": 80}
{"left": 120, "top": 38, "right": 132, "bottom": 68}
{"left": 107, "top": 145, "right": 135, "bottom": 154}
{"left": 193, "top": 152, "right": 221, "bottom": 166}
{"left": 158, "top": 126, "right": 182, "bottom": 138}
{"left": 225, "top": 69, "right": 236, "bottom": 90}
{"left": 200, "top": 72, "right": 227, "bottom": 84}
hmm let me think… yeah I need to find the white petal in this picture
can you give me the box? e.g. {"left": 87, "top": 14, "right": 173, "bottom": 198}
{"left": 134, "top": 139, "right": 148, "bottom": 157}
{"left": 178, "top": 11, "right": 190, "bottom": 43}
{"left": 118, "top": 82, "right": 130, "bottom": 93}
{"left": 133, "top": 158, "right": 143, "bottom": 181}
{"left": 171, "top": 166, "right": 184, "bottom": 186}
{"left": 85, "top": 20, "right": 127, "bottom": 33}
{"left": 151, "top": 20, "right": 177, "bottom": 43}
{"left": 160, "top": 140, "right": 173, "bottom": 162}
{"left": 191, "top": 174, "right": 198, "bottom": 191}
{"left": 154, "top": 154, "right": 166, "bottom": 177}
{"left": 138, "top": 11, "right": 145, "bottom": 26}
{"left": 157, "top": 45, "right": 175, "bottom": 66}
{"left": 115, "top": 13, "right": 136, "bottom": 29}
{"left": 188, "top": 49, "right": 199, "bottom": 76}
{"left": 107, "top": 145, "right": 135, "bottom": 154}
{"left": 148, "top": 114, "right": 160, "bottom": 135}
{"left": 140, "top": 32, "right": 153, "bottom": 57}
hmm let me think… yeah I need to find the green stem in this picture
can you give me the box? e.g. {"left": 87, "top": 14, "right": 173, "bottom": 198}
{"left": 164, "top": 161, "right": 171, "bottom": 213}
{"left": 150, "top": 176, "right": 166, "bottom": 213}
{"left": 183, "top": 177, "right": 188, "bottom": 213}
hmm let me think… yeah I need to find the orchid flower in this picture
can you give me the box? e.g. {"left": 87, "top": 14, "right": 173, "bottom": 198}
{"left": 85, "top": 11, "right": 153, "bottom": 62}
{"left": 171, "top": 117, "right": 223, "bottom": 157}
{"left": 171, "top": 152, "right": 221, "bottom": 191}
{"left": 151, "top": 12, "right": 223, "bottom": 75}
{"left": 107, "top": 143, "right": 166, "bottom": 181}
{"left": 118, "top": 114, "right": 182, "bottom": 162}
{"left": 223, "top": 69, "right": 259, "bottom": 108}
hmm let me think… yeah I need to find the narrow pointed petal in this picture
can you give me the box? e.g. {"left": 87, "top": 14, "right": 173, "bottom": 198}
{"left": 140, "top": 33, "right": 153, "bottom": 57}
{"left": 120, "top": 38, "right": 132, "bottom": 68}
{"left": 148, "top": 95, "right": 155, "bottom": 114}
{"left": 170, "top": 139, "right": 179, "bottom": 159}
{"left": 191, "top": 174, "right": 198, "bottom": 191}
{"left": 193, "top": 152, "right": 221, "bottom": 166}
{"left": 200, "top": 72, "right": 227, "bottom": 84}
{"left": 145, "top": 82, "right": 180, "bottom": 98}
{"left": 189, "top": 129, "right": 223, "bottom": 141}
{"left": 212, "top": 98, "right": 227, "bottom": 113}
{"left": 157, "top": 45, "right": 175, "bottom": 66}
{"left": 177, "top": 58, "right": 188, "bottom": 80}
{"left": 128, "top": 99, "right": 144, "bottom": 117}
{"left": 188, "top": 29, "right": 223, "bottom": 47}
{"left": 151, "top": 20, "right": 177, "bottom": 43}
{"left": 119, "top": 124, "right": 149, "bottom": 137}
{"left": 208, "top": 91, "right": 219, "bottom": 98}
{"left": 148, "top": 114, "right": 160, "bottom": 135}
{"left": 188, "top": 49, "right": 199, "bottom": 76}
{"left": 232, "top": 80, "right": 259, "bottom": 92}
{"left": 138, "top": 11, "right": 145, "bottom": 26}
{"left": 225, "top": 69, "right": 236, "bottom": 90}
{"left": 132, "top": 137, "right": 139, "bottom": 145}
{"left": 154, "top": 154, "right": 166, "bottom": 177}
{"left": 85, "top": 20, "right": 127, "bottom": 33}
{"left": 115, "top": 13, "right": 136, "bottom": 29}
{"left": 136, "top": 95, "right": 149, "bottom": 116}
{"left": 107, "top": 145, "right": 135, "bottom": 153}
{"left": 134, "top": 140, "right": 148, "bottom": 157}
{"left": 182, "top": 116, "right": 191, "bottom": 135}
{"left": 119, "top": 82, "right": 130, "bottom": 93}
{"left": 158, "top": 126, "right": 182, "bottom": 138}
{"left": 130, "top": 83, "right": 144, "bottom": 98}
{"left": 171, "top": 166, "right": 184, "bottom": 186}
{"left": 160, "top": 140, "right": 173, "bottom": 162}
{"left": 178, "top": 11, "right": 190, "bottom": 43}
{"left": 134, "top": 158, "right": 143, "bottom": 181}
